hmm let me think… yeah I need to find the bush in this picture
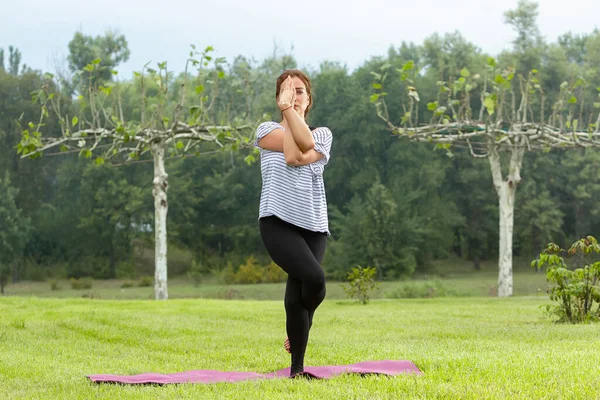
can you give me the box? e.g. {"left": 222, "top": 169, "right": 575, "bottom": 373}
{"left": 67, "top": 256, "right": 109, "bottom": 279}
{"left": 262, "top": 261, "right": 287, "bottom": 283}
{"left": 341, "top": 266, "right": 379, "bottom": 304}
{"left": 532, "top": 236, "right": 600, "bottom": 323}
{"left": 22, "top": 258, "right": 47, "bottom": 281}
{"left": 214, "top": 262, "right": 236, "bottom": 285}
{"left": 187, "top": 260, "right": 204, "bottom": 287}
{"left": 207, "top": 257, "right": 287, "bottom": 285}
{"left": 70, "top": 277, "right": 93, "bottom": 290}
{"left": 121, "top": 280, "right": 135, "bottom": 288}
{"left": 49, "top": 279, "right": 61, "bottom": 291}
{"left": 234, "top": 256, "right": 263, "bottom": 284}
{"left": 116, "top": 261, "right": 136, "bottom": 280}
{"left": 137, "top": 276, "right": 153, "bottom": 287}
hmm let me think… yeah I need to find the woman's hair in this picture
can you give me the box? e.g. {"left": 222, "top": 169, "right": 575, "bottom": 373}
{"left": 275, "top": 69, "right": 313, "bottom": 117}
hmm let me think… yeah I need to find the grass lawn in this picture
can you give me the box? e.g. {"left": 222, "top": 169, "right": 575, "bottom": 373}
{"left": 1, "top": 295, "right": 599, "bottom": 399}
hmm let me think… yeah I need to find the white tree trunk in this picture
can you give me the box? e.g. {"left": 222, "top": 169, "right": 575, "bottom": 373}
{"left": 487, "top": 140, "right": 524, "bottom": 297}
{"left": 497, "top": 181, "right": 516, "bottom": 297}
{"left": 152, "top": 143, "right": 169, "bottom": 300}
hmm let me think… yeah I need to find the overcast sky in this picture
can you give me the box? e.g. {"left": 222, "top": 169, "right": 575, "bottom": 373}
{"left": 2, "top": 0, "right": 598, "bottom": 78}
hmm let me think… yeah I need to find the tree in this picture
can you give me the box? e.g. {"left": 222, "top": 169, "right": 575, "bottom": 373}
{"left": 503, "top": 0, "right": 544, "bottom": 75}
{"left": 68, "top": 30, "right": 130, "bottom": 86}
{"left": 17, "top": 46, "right": 254, "bottom": 299}
{"left": 371, "top": 54, "right": 600, "bottom": 296}
{"left": 0, "top": 46, "right": 27, "bottom": 76}
{"left": 0, "top": 172, "right": 30, "bottom": 294}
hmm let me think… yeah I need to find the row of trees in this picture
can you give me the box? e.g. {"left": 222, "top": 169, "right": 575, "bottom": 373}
{"left": 1, "top": 1, "right": 600, "bottom": 298}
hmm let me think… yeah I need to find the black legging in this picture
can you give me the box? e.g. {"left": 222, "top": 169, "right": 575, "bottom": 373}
{"left": 259, "top": 216, "right": 327, "bottom": 376}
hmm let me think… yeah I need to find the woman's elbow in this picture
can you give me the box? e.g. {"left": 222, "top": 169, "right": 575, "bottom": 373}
{"left": 285, "top": 156, "right": 300, "bottom": 166}
{"left": 299, "top": 139, "right": 315, "bottom": 153}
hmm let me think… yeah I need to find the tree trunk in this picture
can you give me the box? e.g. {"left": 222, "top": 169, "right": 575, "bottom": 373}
{"left": 0, "top": 264, "right": 6, "bottom": 295}
{"left": 12, "top": 261, "right": 19, "bottom": 283}
{"left": 152, "top": 143, "right": 169, "bottom": 300}
{"left": 488, "top": 140, "right": 524, "bottom": 297}
{"left": 497, "top": 181, "right": 516, "bottom": 297}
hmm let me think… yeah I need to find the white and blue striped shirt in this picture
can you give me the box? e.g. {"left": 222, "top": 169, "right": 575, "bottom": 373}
{"left": 254, "top": 121, "right": 333, "bottom": 235}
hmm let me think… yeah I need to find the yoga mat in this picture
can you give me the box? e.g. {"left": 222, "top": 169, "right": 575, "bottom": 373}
{"left": 88, "top": 360, "right": 422, "bottom": 384}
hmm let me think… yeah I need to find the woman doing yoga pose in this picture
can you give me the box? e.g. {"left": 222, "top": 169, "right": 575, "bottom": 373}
{"left": 254, "top": 69, "right": 333, "bottom": 377}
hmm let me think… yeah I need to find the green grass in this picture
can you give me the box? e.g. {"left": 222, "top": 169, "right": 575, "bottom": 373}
{"left": 1, "top": 296, "right": 599, "bottom": 399}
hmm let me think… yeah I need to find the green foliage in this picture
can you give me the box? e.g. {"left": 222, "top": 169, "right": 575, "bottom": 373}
{"left": 48, "top": 279, "right": 61, "bottom": 291}
{"left": 532, "top": 236, "right": 600, "bottom": 323}
{"left": 66, "top": 256, "right": 109, "bottom": 280}
{"left": 233, "top": 256, "right": 263, "bottom": 284}
{"left": 115, "top": 261, "right": 136, "bottom": 280}
{"left": 262, "top": 261, "right": 287, "bottom": 283}
{"left": 0, "top": 172, "right": 31, "bottom": 293}
{"left": 341, "top": 266, "right": 379, "bottom": 304}
{"left": 67, "top": 30, "right": 130, "bottom": 90}
{"left": 137, "top": 276, "right": 153, "bottom": 287}
{"left": 229, "top": 256, "right": 287, "bottom": 284}
{"left": 0, "top": 46, "right": 24, "bottom": 76}
{"left": 187, "top": 260, "right": 206, "bottom": 287}
{"left": 219, "top": 262, "right": 236, "bottom": 285}
{"left": 5, "top": 18, "right": 600, "bottom": 286}
{"left": 70, "top": 277, "right": 93, "bottom": 290}
{"left": 120, "top": 280, "right": 135, "bottom": 288}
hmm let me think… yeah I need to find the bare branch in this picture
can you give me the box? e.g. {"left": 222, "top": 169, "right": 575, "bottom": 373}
{"left": 466, "top": 139, "right": 488, "bottom": 158}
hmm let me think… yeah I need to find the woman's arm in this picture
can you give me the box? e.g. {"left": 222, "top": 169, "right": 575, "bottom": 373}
{"left": 283, "top": 127, "right": 307, "bottom": 165}
{"left": 282, "top": 107, "right": 315, "bottom": 152}
{"left": 257, "top": 125, "right": 323, "bottom": 166}
{"left": 278, "top": 77, "right": 315, "bottom": 152}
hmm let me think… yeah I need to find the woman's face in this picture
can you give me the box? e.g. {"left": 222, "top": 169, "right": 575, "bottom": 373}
{"left": 291, "top": 76, "right": 311, "bottom": 117}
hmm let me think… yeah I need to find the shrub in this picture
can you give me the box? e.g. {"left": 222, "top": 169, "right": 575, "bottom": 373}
{"left": 137, "top": 276, "right": 153, "bottom": 287}
{"left": 262, "top": 261, "right": 287, "bottom": 283}
{"left": 116, "top": 261, "right": 135, "bottom": 280}
{"left": 187, "top": 260, "right": 204, "bottom": 287}
{"left": 532, "top": 236, "right": 600, "bottom": 323}
{"left": 22, "top": 258, "right": 47, "bottom": 281}
{"left": 215, "top": 262, "right": 236, "bottom": 285}
{"left": 234, "top": 256, "right": 263, "bottom": 284}
{"left": 70, "top": 277, "right": 93, "bottom": 290}
{"left": 49, "top": 279, "right": 61, "bottom": 291}
{"left": 121, "top": 280, "right": 135, "bottom": 288}
{"left": 67, "top": 256, "right": 109, "bottom": 279}
{"left": 341, "top": 266, "right": 379, "bottom": 304}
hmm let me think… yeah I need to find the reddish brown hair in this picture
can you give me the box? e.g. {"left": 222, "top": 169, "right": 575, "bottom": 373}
{"left": 275, "top": 69, "right": 313, "bottom": 117}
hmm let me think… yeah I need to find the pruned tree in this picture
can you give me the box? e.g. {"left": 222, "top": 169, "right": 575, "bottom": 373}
{"left": 371, "top": 57, "right": 600, "bottom": 297}
{"left": 17, "top": 46, "right": 255, "bottom": 300}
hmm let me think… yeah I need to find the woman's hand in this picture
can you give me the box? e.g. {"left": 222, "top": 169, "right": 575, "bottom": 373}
{"left": 278, "top": 76, "right": 296, "bottom": 111}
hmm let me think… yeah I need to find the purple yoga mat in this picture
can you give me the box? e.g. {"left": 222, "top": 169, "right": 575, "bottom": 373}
{"left": 88, "top": 360, "right": 422, "bottom": 384}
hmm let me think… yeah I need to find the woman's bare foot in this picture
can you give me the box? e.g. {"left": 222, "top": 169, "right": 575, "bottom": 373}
{"left": 284, "top": 337, "right": 291, "bottom": 354}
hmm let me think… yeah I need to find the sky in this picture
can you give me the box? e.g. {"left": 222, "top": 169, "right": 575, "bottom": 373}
{"left": 2, "top": 0, "right": 599, "bottom": 79}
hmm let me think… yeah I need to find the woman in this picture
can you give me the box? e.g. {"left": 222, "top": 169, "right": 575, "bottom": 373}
{"left": 254, "top": 69, "right": 333, "bottom": 377}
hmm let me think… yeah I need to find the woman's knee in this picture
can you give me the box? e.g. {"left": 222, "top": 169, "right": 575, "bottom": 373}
{"left": 305, "top": 270, "right": 326, "bottom": 298}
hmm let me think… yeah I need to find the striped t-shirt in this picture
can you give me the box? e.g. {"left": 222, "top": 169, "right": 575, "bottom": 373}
{"left": 254, "top": 121, "right": 333, "bottom": 235}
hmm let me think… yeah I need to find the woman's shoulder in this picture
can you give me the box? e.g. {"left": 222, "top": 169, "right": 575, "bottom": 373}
{"left": 310, "top": 126, "right": 333, "bottom": 138}
{"left": 257, "top": 121, "right": 284, "bottom": 131}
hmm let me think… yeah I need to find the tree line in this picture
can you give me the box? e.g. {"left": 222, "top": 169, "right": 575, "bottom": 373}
{"left": 1, "top": 1, "right": 599, "bottom": 288}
